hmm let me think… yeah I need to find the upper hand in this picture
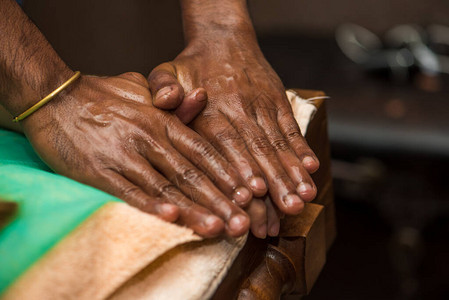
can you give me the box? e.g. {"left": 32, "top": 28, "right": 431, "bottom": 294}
{"left": 148, "top": 38, "right": 320, "bottom": 238}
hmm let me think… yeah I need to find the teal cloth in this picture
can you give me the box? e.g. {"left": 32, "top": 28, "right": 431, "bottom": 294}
{"left": 0, "top": 129, "right": 121, "bottom": 295}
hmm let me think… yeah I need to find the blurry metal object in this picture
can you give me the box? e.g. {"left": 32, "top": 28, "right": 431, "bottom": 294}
{"left": 336, "top": 23, "right": 449, "bottom": 84}
{"left": 428, "top": 24, "right": 449, "bottom": 74}
{"left": 385, "top": 24, "right": 440, "bottom": 76}
{"left": 336, "top": 23, "right": 414, "bottom": 81}
{"left": 335, "top": 23, "right": 382, "bottom": 64}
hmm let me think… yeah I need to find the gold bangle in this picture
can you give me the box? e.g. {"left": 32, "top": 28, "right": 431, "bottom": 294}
{"left": 12, "top": 71, "right": 81, "bottom": 122}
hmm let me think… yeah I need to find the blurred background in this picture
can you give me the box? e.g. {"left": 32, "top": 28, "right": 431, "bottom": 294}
{"left": 23, "top": 0, "right": 449, "bottom": 299}
{"left": 249, "top": 1, "right": 449, "bottom": 299}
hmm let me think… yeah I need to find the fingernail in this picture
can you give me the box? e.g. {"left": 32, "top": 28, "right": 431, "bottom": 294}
{"left": 297, "top": 182, "right": 312, "bottom": 195}
{"left": 233, "top": 187, "right": 251, "bottom": 205}
{"left": 297, "top": 182, "right": 316, "bottom": 202}
{"left": 283, "top": 194, "right": 303, "bottom": 209}
{"left": 156, "top": 86, "right": 173, "bottom": 100}
{"left": 192, "top": 88, "right": 207, "bottom": 102}
{"left": 302, "top": 156, "right": 316, "bottom": 167}
{"left": 258, "top": 224, "right": 267, "bottom": 239}
{"left": 269, "top": 222, "right": 280, "bottom": 237}
{"left": 249, "top": 177, "right": 267, "bottom": 193}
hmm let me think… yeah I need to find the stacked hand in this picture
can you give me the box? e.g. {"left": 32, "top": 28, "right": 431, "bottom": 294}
{"left": 148, "top": 36, "right": 320, "bottom": 238}
{"left": 21, "top": 72, "right": 252, "bottom": 237}
{"left": 1, "top": 0, "right": 320, "bottom": 240}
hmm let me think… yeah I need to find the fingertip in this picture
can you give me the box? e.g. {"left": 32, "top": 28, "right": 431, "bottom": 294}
{"left": 268, "top": 221, "right": 280, "bottom": 237}
{"left": 302, "top": 156, "right": 320, "bottom": 174}
{"left": 196, "top": 215, "right": 225, "bottom": 238}
{"left": 187, "top": 87, "right": 207, "bottom": 105}
{"left": 153, "top": 85, "right": 183, "bottom": 110}
{"left": 233, "top": 187, "right": 252, "bottom": 206}
{"left": 176, "top": 88, "right": 208, "bottom": 124}
{"left": 282, "top": 194, "right": 304, "bottom": 215}
{"left": 296, "top": 182, "right": 317, "bottom": 202}
{"left": 253, "top": 223, "right": 267, "bottom": 239}
{"left": 249, "top": 177, "right": 268, "bottom": 197}
{"left": 158, "top": 203, "right": 180, "bottom": 222}
{"left": 227, "top": 214, "right": 250, "bottom": 237}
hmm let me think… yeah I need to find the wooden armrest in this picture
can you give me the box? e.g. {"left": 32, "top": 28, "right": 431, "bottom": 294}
{"left": 212, "top": 89, "right": 336, "bottom": 299}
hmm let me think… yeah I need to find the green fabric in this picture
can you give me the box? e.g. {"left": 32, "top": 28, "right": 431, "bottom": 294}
{"left": 0, "top": 129, "right": 121, "bottom": 295}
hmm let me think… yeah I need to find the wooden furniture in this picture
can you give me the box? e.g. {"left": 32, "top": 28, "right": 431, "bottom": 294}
{"left": 212, "top": 89, "right": 336, "bottom": 300}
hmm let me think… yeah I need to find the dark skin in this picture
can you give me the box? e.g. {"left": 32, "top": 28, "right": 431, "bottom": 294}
{"left": 149, "top": 0, "right": 320, "bottom": 238}
{"left": 0, "top": 0, "right": 252, "bottom": 237}
{"left": 0, "top": 0, "right": 320, "bottom": 239}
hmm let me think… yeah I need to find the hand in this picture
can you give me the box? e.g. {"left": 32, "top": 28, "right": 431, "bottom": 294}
{"left": 21, "top": 72, "right": 251, "bottom": 237}
{"left": 148, "top": 37, "right": 319, "bottom": 238}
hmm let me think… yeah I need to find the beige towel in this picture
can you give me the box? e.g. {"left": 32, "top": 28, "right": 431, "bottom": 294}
{"left": 3, "top": 90, "right": 318, "bottom": 300}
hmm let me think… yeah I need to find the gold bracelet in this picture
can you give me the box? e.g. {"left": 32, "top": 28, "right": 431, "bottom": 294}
{"left": 12, "top": 71, "right": 81, "bottom": 122}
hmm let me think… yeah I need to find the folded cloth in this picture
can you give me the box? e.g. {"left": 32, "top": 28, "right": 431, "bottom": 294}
{"left": 0, "top": 90, "right": 317, "bottom": 300}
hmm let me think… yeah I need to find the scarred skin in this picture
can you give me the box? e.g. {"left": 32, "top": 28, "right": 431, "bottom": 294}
{"left": 148, "top": 0, "right": 320, "bottom": 238}
{"left": 0, "top": 0, "right": 252, "bottom": 238}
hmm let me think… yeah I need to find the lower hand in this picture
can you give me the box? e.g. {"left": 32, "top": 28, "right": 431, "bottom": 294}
{"left": 21, "top": 72, "right": 251, "bottom": 237}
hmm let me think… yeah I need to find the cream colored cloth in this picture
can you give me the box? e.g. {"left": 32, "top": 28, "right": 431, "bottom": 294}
{"left": 286, "top": 89, "right": 319, "bottom": 136}
{"left": 3, "top": 91, "right": 318, "bottom": 300}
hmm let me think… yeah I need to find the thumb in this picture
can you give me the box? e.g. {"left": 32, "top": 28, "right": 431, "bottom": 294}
{"left": 148, "top": 62, "right": 208, "bottom": 124}
{"left": 174, "top": 87, "right": 207, "bottom": 124}
{"left": 147, "top": 63, "right": 184, "bottom": 110}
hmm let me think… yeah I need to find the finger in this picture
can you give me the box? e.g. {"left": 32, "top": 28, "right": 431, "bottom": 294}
{"left": 119, "top": 155, "right": 225, "bottom": 237}
{"left": 277, "top": 105, "right": 320, "bottom": 174}
{"left": 142, "top": 141, "right": 250, "bottom": 237}
{"left": 265, "top": 196, "right": 281, "bottom": 237}
{"left": 169, "top": 123, "right": 252, "bottom": 207}
{"left": 256, "top": 104, "right": 317, "bottom": 202}
{"left": 175, "top": 88, "right": 207, "bottom": 124}
{"left": 192, "top": 114, "right": 268, "bottom": 198}
{"left": 246, "top": 198, "right": 267, "bottom": 239}
{"left": 97, "top": 168, "right": 179, "bottom": 223}
{"left": 147, "top": 63, "right": 184, "bottom": 110}
{"left": 230, "top": 115, "right": 304, "bottom": 215}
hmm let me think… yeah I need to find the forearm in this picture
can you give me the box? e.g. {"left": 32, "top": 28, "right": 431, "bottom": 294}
{"left": 0, "top": 105, "right": 21, "bottom": 132}
{"left": 0, "top": 0, "right": 72, "bottom": 117}
{"left": 180, "top": 0, "right": 257, "bottom": 45}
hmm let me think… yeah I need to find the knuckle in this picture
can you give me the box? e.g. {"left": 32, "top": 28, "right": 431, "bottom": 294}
{"left": 191, "top": 139, "right": 216, "bottom": 161}
{"left": 285, "top": 129, "right": 303, "bottom": 142}
{"left": 274, "top": 172, "right": 291, "bottom": 183}
{"left": 251, "top": 137, "right": 273, "bottom": 156}
{"left": 270, "top": 138, "right": 289, "bottom": 152}
{"left": 155, "top": 182, "right": 178, "bottom": 198}
{"left": 122, "top": 185, "right": 142, "bottom": 199}
{"left": 182, "top": 169, "right": 205, "bottom": 185}
{"left": 215, "top": 129, "right": 240, "bottom": 143}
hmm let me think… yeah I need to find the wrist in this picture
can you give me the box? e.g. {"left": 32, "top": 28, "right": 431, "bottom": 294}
{"left": 181, "top": 0, "right": 257, "bottom": 45}
{"left": 4, "top": 65, "right": 74, "bottom": 118}
{"left": 20, "top": 71, "right": 83, "bottom": 138}
{"left": 183, "top": 32, "right": 263, "bottom": 63}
